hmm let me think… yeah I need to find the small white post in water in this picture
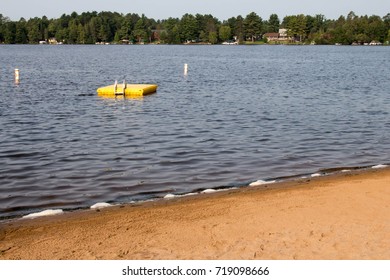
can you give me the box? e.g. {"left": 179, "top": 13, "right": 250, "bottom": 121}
{"left": 184, "top": 63, "right": 188, "bottom": 75}
{"left": 15, "top": 69, "right": 20, "bottom": 84}
{"left": 123, "top": 79, "right": 127, "bottom": 94}
{"left": 114, "top": 80, "right": 118, "bottom": 93}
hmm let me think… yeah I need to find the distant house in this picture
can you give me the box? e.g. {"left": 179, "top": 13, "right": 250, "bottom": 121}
{"left": 278, "top": 29, "right": 289, "bottom": 40}
{"left": 263, "top": 29, "right": 291, "bottom": 42}
{"left": 151, "top": 30, "right": 163, "bottom": 42}
{"left": 263, "top": 33, "right": 279, "bottom": 41}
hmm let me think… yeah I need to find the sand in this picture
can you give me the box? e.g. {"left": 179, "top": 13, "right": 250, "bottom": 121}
{"left": 0, "top": 168, "right": 389, "bottom": 260}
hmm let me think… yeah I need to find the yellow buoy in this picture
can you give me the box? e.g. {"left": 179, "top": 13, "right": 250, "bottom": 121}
{"left": 97, "top": 82, "right": 158, "bottom": 98}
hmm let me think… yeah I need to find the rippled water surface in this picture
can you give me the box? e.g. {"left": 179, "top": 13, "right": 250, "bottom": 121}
{"left": 0, "top": 45, "right": 389, "bottom": 219}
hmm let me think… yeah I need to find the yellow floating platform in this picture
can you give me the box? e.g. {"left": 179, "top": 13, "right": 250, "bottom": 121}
{"left": 97, "top": 83, "right": 158, "bottom": 97}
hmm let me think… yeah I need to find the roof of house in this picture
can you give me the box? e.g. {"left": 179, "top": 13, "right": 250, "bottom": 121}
{"left": 264, "top": 33, "right": 279, "bottom": 37}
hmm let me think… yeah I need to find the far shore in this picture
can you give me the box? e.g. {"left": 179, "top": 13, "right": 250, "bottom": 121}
{"left": 1, "top": 167, "right": 389, "bottom": 260}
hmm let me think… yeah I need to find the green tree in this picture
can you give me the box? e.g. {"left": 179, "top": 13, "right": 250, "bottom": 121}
{"left": 15, "top": 19, "right": 28, "bottom": 43}
{"left": 88, "top": 17, "right": 100, "bottom": 43}
{"left": 171, "top": 25, "right": 181, "bottom": 44}
{"left": 162, "top": 17, "right": 180, "bottom": 44}
{"left": 27, "top": 18, "right": 42, "bottom": 43}
{"left": 343, "top": 12, "right": 359, "bottom": 43}
{"left": 77, "top": 23, "right": 85, "bottom": 43}
{"left": 55, "top": 28, "right": 68, "bottom": 43}
{"left": 4, "top": 21, "right": 16, "bottom": 43}
{"left": 117, "top": 19, "right": 132, "bottom": 40}
{"left": 367, "top": 15, "right": 386, "bottom": 42}
{"left": 83, "top": 24, "right": 93, "bottom": 44}
{"left": 383, "top": 13, "right": 390, "bottom": 42}
{"left": 219, "top": 25, "right": 231, "bottom": 41}
{"left": 208, "top": 31, "right": 218, "bottom": 44}
{"left": 384, "top": 13, "right": 390, "bottom": 28}
{"left": 179, "top": 13, "right": 198, "bottom": 42}
{"left": 327, "top": 16, "right": 348, "bottom": 45}
{"left": 68, "top": 19, "right": 79, "bottom": 43}
{"left": 285, "top": 14, "right": 307, "bottom": 42}
{"left": 195, "top": 14, "right": 220, "bottom": 43}
{"left": 244, "top": 12, "right": 263, "bottom": 42}
{"left": 114, "top": 32, "right": 120, "bottom": 42}
{"left": 0, "top": 14, "right": 6, "bottom": 42}
{"left": 133, "top": 18, "right": 147, "bottom": 43}
{"left": 234, "top": 16, "right": 245, "bottom": 43}
{"left": 199, "top": 30, "right": 207, "bottom": 42}
{"left": 267, "top": 14, "right": 280, "bottom": 32}
{"left": 159, "top": 30, "right": 168, "bottom": 43}
{"left": 313, "top": 14, "right": 327, "bottom": 33}
{"left": 41, "top": 16, "right": 49, "bottom": 40}
{"left": 47, "top": 20, "right": 58, "bottom": 39}
{"left": 355, "top": 33, "right": 370, "bottom": 44}
{"left": 99, "top": 22, "right": 110, "bottom": 42}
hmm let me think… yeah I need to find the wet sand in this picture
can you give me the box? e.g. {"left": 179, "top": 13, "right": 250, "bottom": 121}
{"left": 0, "top": 168, "right": 389, "bottom": 260}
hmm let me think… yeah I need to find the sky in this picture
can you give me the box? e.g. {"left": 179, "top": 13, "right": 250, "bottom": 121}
{"left": 1, "top": 0, "right": 389, "bottom": 21}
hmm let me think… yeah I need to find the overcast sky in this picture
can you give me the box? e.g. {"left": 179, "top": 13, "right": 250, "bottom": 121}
{"left": 1, "top": 0, "right": 389, "bottom": 21}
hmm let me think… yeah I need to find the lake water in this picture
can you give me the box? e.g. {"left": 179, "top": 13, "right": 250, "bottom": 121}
{"left": 0, "top": 45, "right": 389, "bottom": 219}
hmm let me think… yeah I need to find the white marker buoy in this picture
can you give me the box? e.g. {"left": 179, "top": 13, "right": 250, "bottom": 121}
{"left": 15, "top": 69, "right": 20, "bottom": 83}
{"left": 184, "top": 63, "right": 188, "bottom": 75}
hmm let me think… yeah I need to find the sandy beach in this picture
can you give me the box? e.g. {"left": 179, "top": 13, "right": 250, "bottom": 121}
{"left": 0, "top": 167, "right": 389, "bottom": 260}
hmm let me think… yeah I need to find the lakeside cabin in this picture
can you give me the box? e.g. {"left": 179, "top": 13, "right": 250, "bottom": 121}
{"left": 264, "top": 29, "right": 291, "bottom": 43}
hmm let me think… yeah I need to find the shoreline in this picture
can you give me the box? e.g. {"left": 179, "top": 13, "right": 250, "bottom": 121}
{"left": 1, "top": 164, "right": 387, "bottom": 221}
{"left": 1, "top": 167, "right": 389, "bottom": 260}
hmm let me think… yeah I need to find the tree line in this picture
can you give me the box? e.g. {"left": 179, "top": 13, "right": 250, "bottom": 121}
{"left": 0, "top": 11, "right": 389, "bottom": 45}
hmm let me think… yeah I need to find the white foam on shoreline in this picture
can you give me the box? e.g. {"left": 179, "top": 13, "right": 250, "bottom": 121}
{"left": 16, "top": 165, "right": 389, "bottom": 220}
{"left": 201, "top": 189, "right": 217, "bottom": 193}
{"left": 22, "top": 209, "right": 63, "bottom": 219}
{"left": 90, "top": 202, "right": 113, "bottom": 209}
{"left": 165, "top": 188, "right": 239, "bottom": 199}
{"left": 372, "top": 164, "right": 388, "bottom": 169}
{"left": 184, "top": 192, "right": 198, "bottom": 196}
{"left": 164, "top": 192, "right": 198, "bottom": 199}
{"left": 249, "top": 180, "right": 276, "bottom": 187}
{"left": 202, "top": 188, "right": 237, "bottom": 194}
